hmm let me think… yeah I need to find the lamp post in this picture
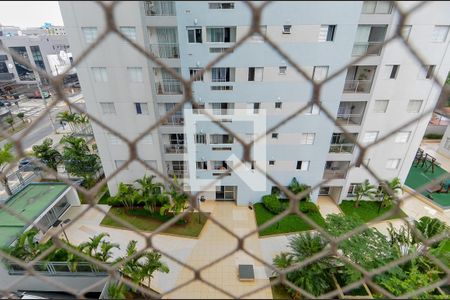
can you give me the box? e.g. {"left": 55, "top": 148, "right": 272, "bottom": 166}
{"left": 52, "top": 218, "right": 71, "bottom": 243}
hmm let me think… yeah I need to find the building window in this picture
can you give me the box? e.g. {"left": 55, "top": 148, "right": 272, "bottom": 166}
{"left": 127, "top": 67, "right": 143, "bottom": 82}
{"left": 318, "top": 25, "right": 336, "bottom": 42}
{"left": 395, "top": 131, "right": 411, "bottom": 143}
{"left": 385, "top": 64, "right": 399, "bottom": 79}
{"left": 432, "top": 25, "right": 450, "bottom": 43}
{"left": 312, "top": 66, "right": 329, "bottom": 82}
{"left": 407, "top": 100, "right": 423, "bottom": 113}
{"left": 210, "top": 134, "right": 233, "bottom": 144}
{"left": 107, "top": 133, "right": 123, "bottom": 145}
{"left": 135, "top": 102, "right": 149, "bottom": 115}
{"left": 347, "top": 183, "right": 360, "bottom": 197}
{"left": 206, "top": 27, "right": 236, "bottom": 42}
{"left": 208, "top": 2, "right": 235, "bottom": 9}
{"left": 282, "top": 25, "right": 292, "bottom": 34}
{"left": 189, "top": 68, "right": 204, "bottom": 81}
{"left": 306, "top": 104, "right": 320, "bottom": 115}
{"left": 362, "top": 1, "right": 393, "bottom": 14}
{"left": 296, "top": 161, "right": 310, "bottom": 171}
{"left": 91, "top": 67, "right": 108, "bottom": 82}
{"left": 196, "top": 161, "right": 207, "bottom": 170}
{"left": 100, "top": 102, "right": 116, "bottom": 114}
{"left": 275, "top": 102, "right": 282, "bottom": 109}
{"left": 253, "top": 102, "right": 260, "bottom": 114}
{"left": 211, "top": 67, "right": 233, "bottom": 82}
{"left": 363, "top": 131, "right": 378, "bottom": 144}
{"left": 269, "top": 160, "right": 275, "bottom": 166}
{"left": 195, "top": 134, "right": 206, "bottom": 144}
{"left": 386, "top": 159, "right": 401, "bottom": 169}
{"left": 115, "top": 160, "right": 127, "bottom": 169}
{"left": 374, "top": 100, "right": 389, "bottom": 113}
{"left": 279, "top": 66, "right": 287, "bottom": 75}
{"left": 401, "top": 25, "right": 412, "bottom": 41}
{"left": 30, "top": 46, "right": 46, "bottom": 71}
{"left": 272, "top": 133, "right": 279, "bottom": 139}
{"left": 187, "top": 27, "right": 202, "bottom": 43}
{"left": 248, "top": 67, "right": 263, "bottom": 81}
{"left": 418, "top": 65, "right": 435, "bottom": 79}
{"left": 82, "top": 27, "right": 98, "bottom": 43}
{"left": 119, "top": 26, "right": 137, "bottom": 40}
{"left": 300, "top": 133, "right": 315, "bottom": 145}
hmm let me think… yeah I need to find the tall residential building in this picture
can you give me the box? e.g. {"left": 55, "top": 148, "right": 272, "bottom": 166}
{"left": 59, "top": 1, "right": 450, "bottom": 205}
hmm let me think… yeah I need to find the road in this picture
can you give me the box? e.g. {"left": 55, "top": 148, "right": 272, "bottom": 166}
{"left": 0, "top": 94, "right": 86, "bottom": 150}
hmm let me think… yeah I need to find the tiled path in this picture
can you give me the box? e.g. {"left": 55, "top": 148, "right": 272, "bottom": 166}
{"left": 317, "top": 196, "right": 342, "bottom": 216}
{"left": 165, "top": 201, "right": 272, "bottom": 299}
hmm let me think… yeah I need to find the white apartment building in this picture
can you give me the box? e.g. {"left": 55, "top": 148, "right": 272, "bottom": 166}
{"left": 59, "top": 1, "right": 450, "bottom": 205}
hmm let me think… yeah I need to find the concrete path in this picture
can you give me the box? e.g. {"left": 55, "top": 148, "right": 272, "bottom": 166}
{"left": 165, "top": 201, "right": 272, "bottom": 299}
{"left": 317, "top": 196, "right": 342, "bottom": 216}
{"left": 46, "top": 204, "right": 198, "bottom": 294}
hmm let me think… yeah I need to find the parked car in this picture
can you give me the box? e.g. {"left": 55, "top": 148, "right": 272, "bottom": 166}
{"left": 18, "top": 158, "right": 41, "bottom": 172}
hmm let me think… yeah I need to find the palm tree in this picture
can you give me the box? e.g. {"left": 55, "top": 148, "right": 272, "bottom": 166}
{"left": 0, "top": 143, "right": 15, "bottom": 196}
{"left": 113, "top": 183, "right": 141, "bottom": 212}
{"left": 413, "top": 216, "right": 448, "bottom": 243}
{"left": 32, "top": 138, "right": 62, "bottom": 171}
{"left": 273, "top": 233, "right": 336, "bottom": 297}
{"left": 354, "top": 179, "right": 375, "bottom": 208}
{"left": 57, "top": 111, "right": 77, "bottom": 132}
{"left": 160, "top": 177, "right": 188, "bottom": 219}
{"left": 107, "top": 282, "right": 126, "bottom": 299}
{"left": 139, "top": 251, "right": 169, "bottom": 291}
{"left": 3, "top": 229, "right": 51, "bottom": 262}
{"left": 78, "top": 233, "right": 119, "bottom": 263}
{"left": 136, "top": 175, "right": 165, "bottom": 213}
{"left": 379, "top": 177, "right": 402, "bottom": 208}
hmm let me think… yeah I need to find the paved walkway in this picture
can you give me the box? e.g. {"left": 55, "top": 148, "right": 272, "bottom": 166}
{"left": 317, "top": 196, "right": 342, "bottom": 216}
{"left": 165, "top": 201, "right": 272, "bottom": 299}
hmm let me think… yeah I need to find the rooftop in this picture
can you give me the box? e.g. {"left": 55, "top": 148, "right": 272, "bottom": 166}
{"left": 0, "top": 183, "right": 69, "bottom": 248}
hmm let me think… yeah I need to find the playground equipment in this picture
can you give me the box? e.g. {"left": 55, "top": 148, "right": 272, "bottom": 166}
{"left": 413, "top": 148, "right": 438, "bottom": 173}
{"left": 426, "top": 179, "right": 450, "bottom": 194}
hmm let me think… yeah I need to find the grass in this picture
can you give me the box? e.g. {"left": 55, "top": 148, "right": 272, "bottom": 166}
{"left": 77, "top": 184, "right": 108, "bottom": 204}
{"left": 270, "top": 278, "right": 292, "bottom": 299}
{"left": 405, "top": 162, "right": 450, "bottom": 208}
{"left": 98, "top": 190, "right": 111, "bottom": 204}
{"left": 254, "top": 203, "right": 325, "bottom": 237}
{"left": 339, "top": 200, "right": 407, "bottom": 223}
{"left": 100, "top": 207, "right": 209, "bottom": 238}
{"left": 0, "top": 119, "right": 29, "bottom": 142}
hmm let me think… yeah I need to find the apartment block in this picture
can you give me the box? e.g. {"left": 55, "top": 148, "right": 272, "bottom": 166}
{"left": 59, "top": 1, "right": 450, "bottom": 205}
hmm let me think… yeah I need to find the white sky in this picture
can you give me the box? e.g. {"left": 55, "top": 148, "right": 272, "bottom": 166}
{"left": 0, "top": 1, "right": 63, "bottom": 28}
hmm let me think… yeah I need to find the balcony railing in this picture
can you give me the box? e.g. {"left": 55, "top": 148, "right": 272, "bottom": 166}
{"left": 7, "top": 261, "right": 108, "bottom": 276}
{"left": 343, "top": 80, "right": 373, "bottom": 93}
{"left": 167, "top": 170, "right": 188, "bottom": 178}
{"left": 323, "top": 169, "right": 347, "bottom": 179}
{"left": 144, "top": 1, "right": 176, "bottom": 16}
{"left": 329, "top": 143, "right": 356, "bottom": 153}
{"left": 352, "top": 42, "right": 383, "bottom": 56}
{"left": 164, "top": 144, "right": 186, "bottom": 154}
{"left": 162, "top": 116, "right": 184, "bottom": 126}
{"left": 0, "top": 73, "right": 14, "bottom": 81}
{"left": 336, "top": 114, "right": 364, "bottom": 126}
{"left": 155, "top": 81, "right": 182, "bottom": 95}
{"left": 150, "top": 43, "right": 179, "bottom": 58}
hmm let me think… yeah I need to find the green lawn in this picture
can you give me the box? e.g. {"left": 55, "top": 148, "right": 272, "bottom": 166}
{"left": 77, "top": 185, "right": 108, "bottom": 204}
{"left": 254, "top": 203, "right": 325, "bottom": 237}
{"left": 339, "top": 200, "right": 406, "bottom": 223}
{"left": 100, "top": 207, "right": 209, "bottom": 238}
{"left": 405, "top": 162, "right": 450, "bottom": 208}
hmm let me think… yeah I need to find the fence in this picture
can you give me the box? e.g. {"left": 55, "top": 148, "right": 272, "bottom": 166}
{"left": 0, "top": 1, "right": 449, "bottom": 299}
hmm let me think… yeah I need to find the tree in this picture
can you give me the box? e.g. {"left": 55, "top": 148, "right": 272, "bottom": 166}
{"left": 354, "top": 179, "right": 375, "bottom": 208}
{"left": 287, "top": 177, "right": 311, "bottom": 201}
{"left": 32, "top": 138, "right": 62, "bottom": 171}
{"left": 113, "top": 183, "right": 141, "bottom": 212}
{"left": 17, "top": 112, "right": 25, "bottom": 123}
{"left": 107, "top": 282, "right": 126, "bottom": 299}
{"left": 57, "top": 111, "right": 77, "bottom": 132}
{"left": 135, "top": 175, "right": 165, "bottom": 213}
{"left": 78, "top": 233, "right": 119, "bottom": 263}
{"left": 139, "top": 251, "right": 169, "bottom": 291}
{"left": 160, "top": 176, "right": 189, "bottom": 218}
{"left": 378, "top": 177, "right": 402, "bottom": 208}
{"left": 5, "top": 116, "right": 14, "bottom": 131}
{"left": 2, "top": 229, "right": 51, "bottom": 262}
{"left": 414, "top": 216, "right": 448, "bottom": 242}
{"left": 273, "top": 232, "right": 336, "bottom": 297}
{"left": 0, "top": 143, "right": 15, "bottom": 195}
{"left": 61, "top": 135, "right": 101, "bottom": 188}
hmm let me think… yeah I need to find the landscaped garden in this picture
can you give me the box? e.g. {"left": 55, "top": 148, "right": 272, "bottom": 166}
{"left": 339, "top": 200, "right": 406, "bottom": 222}
{"left": 254, "top": 178, "right": 325, "bottom": 236}
{"left": 271, "top": 214, "right": 450, "bottom": 298}
{"left": 99, "top": 175, "right": 209, "bottom": 238}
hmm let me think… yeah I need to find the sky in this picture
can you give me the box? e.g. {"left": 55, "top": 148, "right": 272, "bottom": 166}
{"left": 0, "top": 1, "right": 63, "bottom": 28}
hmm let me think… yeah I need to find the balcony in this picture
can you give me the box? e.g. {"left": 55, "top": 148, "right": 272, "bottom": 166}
{"left": 144, "top": 1, "right": 176, "bottom": 16}
{"left": 155, "top": 81, "right": 182, "bottom": 95}
{"left": 162, "top": 116, "right": 184, "bottom": 126}
{"left": 323, "top": 161, "right": 350, "bottom": 179}
{"left": 150, "top": 43, "right": 179, "bottom": 58}
{"left": 343, "top": 66, "right": 376, "bottom": 93}
{"left": 164, "top": 144, "right": 186, "bottom": 154}
{"left": 167, "top": 170, "right": 188, "bottom": 178}
{"left": 336, "top": 113, "right": 364, "bottom": 125}
{"left": 336, "top": 102, "right": 366, "bottom": 125}
{"left": 329, "top": 133, "right": 358, "bottom": 153}
{"left": 343, "top": 80, "right": 373, "bottom": 93}
{"left": 0, "top": 73, "right": 14, "bottom": 81}
{"left": 352, "top": 42, "right": 383, "bottom": 56}
{"left": 329, "top": 144, "right": 356, "bottom": 153}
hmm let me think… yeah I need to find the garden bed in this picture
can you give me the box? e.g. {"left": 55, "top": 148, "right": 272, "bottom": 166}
{"left": 254, "top": 202, "right": 325, "bottom": 236}
{"left": 100, "top": 207, "right": 209, "bottom": 238}
{"left": 339, "top": 200, "right": 407, "bottom": 223}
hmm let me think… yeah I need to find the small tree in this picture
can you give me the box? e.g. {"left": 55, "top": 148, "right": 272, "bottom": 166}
{"left": 113, "top": 183, "right": 141, "bottom": 212}
{"left": 5, "top": 116, "right": 14, "bottom": 131}
{"left": 160, "top": 176, "right": 189, "bottom": 218}
{"left": 0, "top": 143, "right": 15, "bottom": 195}
{"left": 136, "top": 175, "right": 165, "bottom": 213}
{"left": 107, "top": 282, "right": 126, "bottom": 299}
{"left": 32, "top": 138, "right": 62, "bottom": 171}
{"left": 379, "top": 177, "right": 402, "bottom": 208}
{"left": 17, "top": 112, "right": 25, "bottom": 123}
{"left": 288, "top": 177, "right": 311, "bottom": 201}
{"left": 354, "top": 179, "right": 375, "bottom": 208}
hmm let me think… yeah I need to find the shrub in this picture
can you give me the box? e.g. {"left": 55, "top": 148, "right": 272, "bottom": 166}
{"left": 300, "top": 202, "right": 319, "bottom": 214}
{"left": 262, "top": 194, "right": 287, "bottom": 214}
{"left": 107, "top": 196, "right": 123, "bottom": 207}
{"left": 424, "top": 133, "right": 443, "bottom": 139}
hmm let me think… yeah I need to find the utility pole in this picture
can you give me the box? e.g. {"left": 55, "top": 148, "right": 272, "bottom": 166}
{"left": 34, "top": 71, "right": 57, "bottom": 133}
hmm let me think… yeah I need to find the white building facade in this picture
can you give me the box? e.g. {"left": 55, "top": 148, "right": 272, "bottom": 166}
{"left": 59, "top": 1, "right": 450, "bottom": 205}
